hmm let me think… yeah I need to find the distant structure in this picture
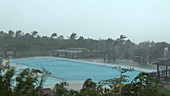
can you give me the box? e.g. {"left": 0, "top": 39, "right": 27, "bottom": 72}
{"left": 104, "top": 50, "right": 115, "bottom": 62}
{"left": 152, "top": 59, "right": 170, "bottom": 81}
{"left": 164, "top": 47, "right": 169, "bottom": 59}
{"left": 133, "top": 49, "right": 159, "bottom": 64}
{"left": 134, "top": 47, "right": 170, "bottom": 64}
{"left": 53, "top": 48, "right": 88, "bottom": 59}
{"left": 4, "top": 48, "right": 16, "bottom": 58}
{"left": 133, "top": 56, "right": 145, "bottom": 63}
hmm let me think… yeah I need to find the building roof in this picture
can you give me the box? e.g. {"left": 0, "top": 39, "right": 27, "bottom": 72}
{"left": 54, "top": 48, "right": 88, "bottom": 54}
{"left": 54, "top": 49, "right": 82, "bottom": 53}
{"left": 42, "top": 88, "right": 56, "bottom": 96}
{"left": 153, "top": 59, "right": 170, "bottom": 66}
{"left": 20, "top": 88, "right": 56, "bottom": 96}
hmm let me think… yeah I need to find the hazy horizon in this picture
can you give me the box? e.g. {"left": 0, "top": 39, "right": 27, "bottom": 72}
{"left": 0, "top": 0, "right": 170, "bottom": 43}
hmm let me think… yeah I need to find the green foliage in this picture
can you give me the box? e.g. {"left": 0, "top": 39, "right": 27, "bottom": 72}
{"left": 54, "top": 82, "right": 69, "bottom": 96}
{"left": 0, "top": 67, "right": 48, "bottom": 96}
{"left": 121, "top": 72, "right": 166, "bottom": 96}
{"left": 81, "top": 78, "right": 97, "bottom": 91}
{"left": 54, "top": 82, "right": 80, "bottom": 96}
{"left": 97, "top": 66, "right": 135, "bottom": 95}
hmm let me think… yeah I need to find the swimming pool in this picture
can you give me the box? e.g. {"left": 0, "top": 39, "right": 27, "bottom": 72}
{"left": 10, "top": 57, "right": 142, "bottom": 87}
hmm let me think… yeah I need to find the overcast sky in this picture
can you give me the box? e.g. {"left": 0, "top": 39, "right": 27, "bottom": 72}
{"left": 0, "top": 0, "right": 170, "bottom": 43}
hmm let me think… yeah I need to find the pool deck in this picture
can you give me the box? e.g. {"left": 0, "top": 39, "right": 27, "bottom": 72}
{"left": 80, "top": 58, "right": 158, "bottom": 72}
{"left": 65, "top": 83, "right": 84, "bottom": 91}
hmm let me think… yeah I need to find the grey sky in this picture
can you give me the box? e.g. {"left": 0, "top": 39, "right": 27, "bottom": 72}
{"left": 0, "top": 0, "right": 170, "bottom": 43}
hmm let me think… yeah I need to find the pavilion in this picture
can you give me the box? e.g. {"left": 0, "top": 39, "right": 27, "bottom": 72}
{"left": 153, "top": 59, "right": 170, "bottom": 80}
{"left": 53, "top": 48, "right": 87, "bottom": 59}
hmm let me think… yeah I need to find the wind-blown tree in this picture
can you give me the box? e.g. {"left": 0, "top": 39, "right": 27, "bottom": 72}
{"left": 15, "top": 30, "right": 23, "bottom": 38}
{"left": 80, "top": 78, "right": 102, "bottom": 96}
{"left": 121, "top": 72, "right": 164, "bottom": 96}
{"left": 31, "top": 31, "right": 38, "bottom": 37}
{"left": 98, "top": 66, "right": 134, "bottom": 95}
{"left": 70, "top": 32, "right": 77, "bottom": 40}
{"left": 81, "top": 78, "right": 97, "bottom": 91}
{"left": 114, "top": 35, "right": 128, "bottom": 58}
{"left": 51, "top": 33, "right": 57, "bottom": 39}
{"left": 0, "top": 67, "right": 48, "bottom": 96}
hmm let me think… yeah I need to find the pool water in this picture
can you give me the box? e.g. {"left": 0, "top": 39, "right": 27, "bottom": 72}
{"left": 10, "top": 57, "right": 141, "bottom": 87}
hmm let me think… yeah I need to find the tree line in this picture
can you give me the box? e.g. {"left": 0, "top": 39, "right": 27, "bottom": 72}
{"left": 0, "top": 30, "right": 169, "bottom": 60}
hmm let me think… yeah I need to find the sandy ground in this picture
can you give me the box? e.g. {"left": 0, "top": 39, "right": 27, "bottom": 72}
{"left": 65, "top": 83, "right": 84, "bottom": 91}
